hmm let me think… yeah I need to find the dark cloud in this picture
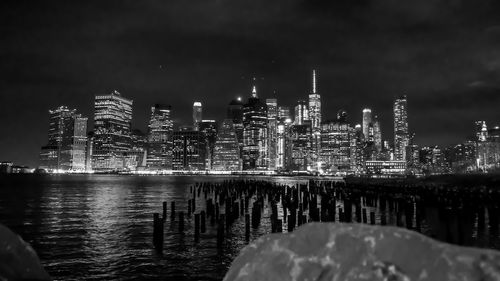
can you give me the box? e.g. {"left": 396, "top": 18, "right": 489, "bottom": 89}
{"left": 1, "top": 0, "right": 500, "bottom": 166}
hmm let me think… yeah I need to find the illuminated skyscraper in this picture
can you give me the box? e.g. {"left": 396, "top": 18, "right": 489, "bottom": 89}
{"left": 193, "top": 101, "right": 202, "bottom": 129}
{"left": 289, "top": 124, "right": 312, "bottom": 171}
{"left": 373, "top": 115, "right": 382, "bottom": 152}
{"left": 130, "top": 129, "right": 147, "bottom": 168}
{"left": 172, "top": 128, "right": 207, "bottom": 170}
{"left": 294, "top": 100, "right": 309, "bottom": 125}
{"left": 242, "top": 83, "right": 268, "bottom": 170}
{"left": 276, "top": 119, "right": 292, "bottom": 170}
{"left": 212, "top": 119, "right": 241, "bottom": 171}
{"left": 266, "top": 98, "right": 278, "bottom": 170}
{"left": 353, "top": 124, "right": 365, "bottom": 172}
{"left": 475, "top": 121, "right": 488, "bottom": 142}
{"left": 146, "top": 104, "right": 173, "bottom": 169}
{"left": 308, "top": 70, "right": 321, "bottom": 129}
{"left": 227, "top": 97, "right": 244, "bottom": 156}
{"left": 362, "top": 108, "right": 372, "bottom": 140}
{"left": 320, "top": 119, "right": 352, "bottom": 173}
{"left": 39, "top": 106, "right": 88, "bottom": 171}
{"left": 394, "top": 95, "right": 409, "bottom": 161}
{"left": 308, "top": 70, "right": 321, "bottom": 170}
{"left": 198, "top": 120, "right": 218, "bottom": 169}
{"left": 92, "top": 90, "right": 133, "bottom": 171}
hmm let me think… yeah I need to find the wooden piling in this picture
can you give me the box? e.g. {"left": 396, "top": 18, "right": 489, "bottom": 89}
{"left": 179, "top": 212, "right": 184, "bottom": 232}
{"left": 201, "top": 211, "right": 206, "bottom": 233}
{"left": 162, "top": 201, "right": 167, "bottom": 221}
{"left": 171, "top": 201, "right": 176, "bottom": 221}
{"left": 194, "top": 213, "right": 200, "bottom": 242}
{"left": 245, "top": 213, "right": 250, "bottom": 242}
{"left": 153, "top": 213, "right": 163, "bottom": 250}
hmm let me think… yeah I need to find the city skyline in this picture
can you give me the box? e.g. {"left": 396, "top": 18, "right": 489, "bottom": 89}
{"left": 27, "top": 69, "right": 500, "bottom": 175}
{"left": 2, "top": 1, "right": 500, "bottom": 167}
{"left": 7, "top": 72, "right": 500, "bottom": 169}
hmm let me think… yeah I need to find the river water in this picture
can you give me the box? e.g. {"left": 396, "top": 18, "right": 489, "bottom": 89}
{"left": 0, "top": 174, "right": 498, "bottom": 280}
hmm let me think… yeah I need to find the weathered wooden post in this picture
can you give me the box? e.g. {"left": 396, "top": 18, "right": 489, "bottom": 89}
{"left": 162, "top": 201, "right": 167, "bottom": 221}
{"left": 179, "top": 212, "right": 184, "bottom": 232}
{"left": 201, "top": 211, "right": 206, "bottom": 233}
{"left": 194, "top": 213, "right": 200, "bottom": 242}
{"left": 171, "top": 201, "right": 176, "bottom": 221}
{"left": 287, "top": 215, "right": 293, "bottom": 232}
{"left": 245, "top": 213, "right": 250, "bottom": 242}
{"left": 276, "top": 219, "right": 283, "bottom": 232}
{"left": 217, "top": 214, "right": 225, "bottom": 248}
{"left": 153, "top": 213, "right": 163, "bottom": 250}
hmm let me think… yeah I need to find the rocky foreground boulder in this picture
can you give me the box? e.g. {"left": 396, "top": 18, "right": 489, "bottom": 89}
{"left": 0, "top": 224, "right": 51, "bottom": 281}
{"left": 224, "top": 223, "right": 500, "bottom": 281}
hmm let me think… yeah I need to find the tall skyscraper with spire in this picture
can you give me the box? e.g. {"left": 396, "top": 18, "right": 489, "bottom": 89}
{"left": 308, "top": 69, "right": 321, "bottom": 169}
{"left": 394, "top": 95, "right": 409, "bottom": 161}
{"left": 242, "top": 80, "right": 268, "bottom": 170}
{"left": 308, "top": 69, "right": 321, "bottom": 129}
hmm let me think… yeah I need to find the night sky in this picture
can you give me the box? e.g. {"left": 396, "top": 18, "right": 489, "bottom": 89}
{"left": 1, "top": 0, "right": 500, "bottom": 167}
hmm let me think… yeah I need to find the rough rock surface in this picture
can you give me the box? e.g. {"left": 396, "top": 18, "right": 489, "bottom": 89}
{"left": 0, "top": 224, "right": 51, "bottom": 281}
{"left": 224, "top": 223, "right": 500, "bottom": 281}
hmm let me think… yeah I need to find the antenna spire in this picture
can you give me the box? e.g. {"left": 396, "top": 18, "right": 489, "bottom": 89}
{"left": 251, "top": 77, "right": 257, "bottom": 97}
{"left": 312, "top": 69, "right": 317, "bottom": 94}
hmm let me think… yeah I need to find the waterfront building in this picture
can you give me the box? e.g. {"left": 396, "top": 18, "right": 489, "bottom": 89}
{"left": 289, "top": 123, "right": 312, "bottom": 171}
{"left": 320, "top": 119, "right": 352, "bottom": 174}
{"left": 405, "top": 144, "right": 420, "bottom": 175}
{"left": 365, "top": 160, "right": 407, "bottom": 175}
{"left": 477, "top": 125, "right": 500, "bottom": 171}
{"left": 212, "top": 119, "right": 241, "bottom": 171}
{"left": 227, "top": 97, "right": 244, "bottom": 158}
{"left": 294, "top": 100, "right": 309, "bottom": 125}
{"left": 130, "top": 129, "right": 147, "bottom": 169}
{"left": 85, "top": 131, "right": 94, "bottom": 172}
{"left": 419, "top": 146, "right": 446, "bottom": 175}
{"left": 352, "top": 124, "right": 365, "bottom": 173}
{"left": 172, "top": 128, "right": 207, "bottom": 170}
{"left": 0, "top": 162, "right": 13, "bottom": 174}
{"left": 362, "top": 108, "right": 372, "bottom": 140}
{"left": 92, "top": 90, "right": 133, "bottom": 171}
{"left": 394, "top": 95, "right": 409, "bottom": 161}
{"left": 266, "top": 98, "right": 278, "bottom": 170}
{"left": 193, "top": 102, "right": 202, "bottom": 129}
{"left": 242, "top": 84, "right": 268, "bottom": 170}
{"left": 146, "top": 104, "right": 173, "bottom": 170}
{"left": 39, "top": 106, "right": 88, "bottom": 172}
{"left": 198, "top": 120, "right": 218, "bottom": 169}
{"left": 446, "top": 141, "right": 476, "bottom": 173}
